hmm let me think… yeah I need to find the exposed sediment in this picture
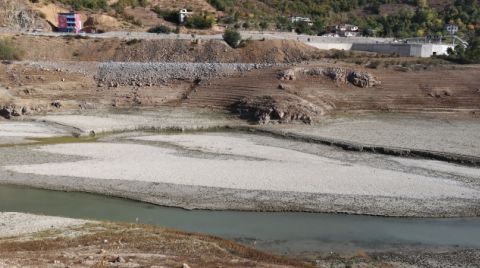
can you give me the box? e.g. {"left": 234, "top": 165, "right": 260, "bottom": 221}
{"left": 0, "top": 122, "right": 479, "bottom": 217}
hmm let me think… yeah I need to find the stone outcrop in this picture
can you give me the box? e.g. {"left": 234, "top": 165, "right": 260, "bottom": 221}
{"left": 277, "top": 68, "right": 298, "bottom": 81}
{"left": 231, "top": 95, "right": 326, "bottom": 124}
{"left": 0, "top": 105, "right": 27, "bottom": 119}
{"left": 347, "top": 71, "right": 380, "bottom": 88}
{"left": 0, "top": 0, "right": 47, "bottom": 30}
{"left": 278, "top": 67, "right": 381, "bottom": 88}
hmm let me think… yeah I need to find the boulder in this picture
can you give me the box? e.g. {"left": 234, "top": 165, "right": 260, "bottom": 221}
{"left": 231, "top": 95, "right": 328, "bottom": 125}
{"left": 51, "top": 101, "right": 62, "bottom": 108}
{"left": 0, "top": 105, "right": 27, "bottom": 119}
{"left": 277, "top": 68, "right": 297, "bottom": 81}
{"left": 347, "top": 71, "right": 381, "bottom": 88}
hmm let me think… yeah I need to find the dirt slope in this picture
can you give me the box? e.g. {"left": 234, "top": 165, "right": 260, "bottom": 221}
{"left": 8, "top": 35, "right": 320, "bottom": 63}
{"left": 184, "top": 63, "right": 480, "bottom": 120}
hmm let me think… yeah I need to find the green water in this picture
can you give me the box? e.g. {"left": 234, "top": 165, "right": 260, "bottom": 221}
{"left": 1, "top": 184, "right": 480, "bottom": 254}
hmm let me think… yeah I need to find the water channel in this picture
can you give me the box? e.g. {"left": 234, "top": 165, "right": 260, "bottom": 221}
{"left": 1, "top": 184, "right": 479, "bottom": 254}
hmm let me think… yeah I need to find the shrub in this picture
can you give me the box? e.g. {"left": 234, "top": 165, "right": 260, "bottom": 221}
{"left": 147, "top": 25, "right": 172, "bottom": 34}
{"left": 208, "top": 0, "right": 226, "bottom": 11}
{"left": 259, "top": 21, "right": 268, "bottom": 31}
{"left": 61, "top": 0, "right": 108, "bottom": 10}
{"left": 185, "top": 15, "right": 215, "bottom": 29}
{"left": 0, "top": 39, "right": 23, "bottom": 60}
{"left": 331, "top": 49, "right": 347, "bottom": 59}
{"left": 223, "top": 29, "right": 241, "bottom": 48}
{"left": 366, "top": 60, "right": 381, "bottom": 69}
{"left": 151, "top": 7, "right": 180, "bottom": 24}
{"left": 444, "top": 38, "right": 480, "bottom": 64}
{"left": 125, "top": 39, "right": 142, "bottom": 45}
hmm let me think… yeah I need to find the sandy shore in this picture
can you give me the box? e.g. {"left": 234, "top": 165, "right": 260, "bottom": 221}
{"left": 0, "top": 212, "right": 87, "bottom": 238}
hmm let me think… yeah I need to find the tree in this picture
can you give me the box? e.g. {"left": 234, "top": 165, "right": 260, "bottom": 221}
{"left": 464, "top": 38, "right": 480, "bottom": 63}
{"left": 444, "top": 38, "right": 480, "bottom": 63}
{"left": 259, "top": 21, "right": 268, "bottom": 31}
{"left": 223, "top": 29, "right": 242, "bottom": 48}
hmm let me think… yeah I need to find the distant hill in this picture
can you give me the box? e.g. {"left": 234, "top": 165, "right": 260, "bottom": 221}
{"left": 4, "top": 0, "right": 479, "bottom": 40}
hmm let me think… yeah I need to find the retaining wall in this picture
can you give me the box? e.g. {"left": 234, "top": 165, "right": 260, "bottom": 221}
{"left": 348, "top": 43, "right": 453, "bottom": 57}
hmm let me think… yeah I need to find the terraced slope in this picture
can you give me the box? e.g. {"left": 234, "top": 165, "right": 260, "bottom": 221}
{"left": 182, "top": 69, "right": 282, "bottom": 109}
{"left": 182, "top": 65, "right": 480, "bottom": 117}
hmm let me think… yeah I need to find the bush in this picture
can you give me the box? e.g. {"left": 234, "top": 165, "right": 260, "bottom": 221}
{"left": 0, "top": 39, "right": 23, "bottom": 60}
{"left": 366, "top": 60, "right": 381, "bottom": 69}
{"left": 125, "top": 39, "right": 142, "bottom": 45}
{"left": 223, "top": 29, "right": 241, "bottom": 48}
{"left": 208, "top": 0, "right": 227, "bottom": 11}
{"left": 147, "top": 25, "right": 172, "bottom": 34}
{"left": 61, "top": 0, "right": 108, "bottom": 10}
{"left": 185, "top": 15, "right": 215, "bottom": 29}
{"left": 444, "top": 38, "right": 480, "bottom": 64}
{"left": 152, "top": 7, "right": 180, "bottom": 24}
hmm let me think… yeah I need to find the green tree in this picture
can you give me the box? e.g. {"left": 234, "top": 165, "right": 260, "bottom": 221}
{"left": 259, "top": 21, "right": 268, "bottom": 31}
{"left": 223, "top": 29, "right": 242, "bottom": 48}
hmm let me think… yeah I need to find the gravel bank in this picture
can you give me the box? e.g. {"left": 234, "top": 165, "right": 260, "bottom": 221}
{"left": 1, "top": 132, "right": 479, "bottom": 217}
{"left": 0, "top": 212, "right": 87, "bottom": 238}
{"left": 35, "top": 109, "right": 243, "bottom": 135}
{"left": 277, "top": 114, "right": 480, "bottom": 157}
{"left": 7, "top": 135, "right": 478, "bottom": 198}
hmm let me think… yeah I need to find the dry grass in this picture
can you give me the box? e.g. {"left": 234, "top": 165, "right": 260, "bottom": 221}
{"left": 0, "top": 222, "right": 312, "bottom": 267}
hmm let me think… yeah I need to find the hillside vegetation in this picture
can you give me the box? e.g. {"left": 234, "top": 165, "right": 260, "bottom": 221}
{"left": 42, "top": 0, "right": 479, "bottom": 39}
{"left": 210, "top": 0, "right": 479, "bottom": 39}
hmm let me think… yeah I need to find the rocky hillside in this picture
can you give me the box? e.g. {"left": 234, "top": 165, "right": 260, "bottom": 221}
{"left": 0, "top": 0, "right": 48, "bottom": 30}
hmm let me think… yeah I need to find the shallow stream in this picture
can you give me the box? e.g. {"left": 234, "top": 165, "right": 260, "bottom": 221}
{"left": 1, "top": 184, "right": 479, "bottom": 254}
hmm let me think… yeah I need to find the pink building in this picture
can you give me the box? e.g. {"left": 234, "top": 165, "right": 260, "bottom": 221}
{"left": 58, "top": 12, "right": 82, "bottom": 33}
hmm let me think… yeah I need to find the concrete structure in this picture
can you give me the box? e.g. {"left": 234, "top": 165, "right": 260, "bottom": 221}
{"left": 58, "top": 12, "right": 82, "bottom": 33}
{"left": 350, "top": 43, "right": 454, "bottom": 57}
{"left": 300, "top": 35, "right": 454, "bottom": 57}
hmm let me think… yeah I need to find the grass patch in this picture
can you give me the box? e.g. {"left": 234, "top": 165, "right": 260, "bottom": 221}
{"left": 0, "top": 222, "right": 312, "bottom": 267}
{"left": 0, "top": 38, "right": 23, "bottom": 60}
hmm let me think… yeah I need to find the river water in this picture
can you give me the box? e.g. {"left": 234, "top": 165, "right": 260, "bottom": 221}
{"left": 1, "top": 184, "right": 480, "bottom": 254}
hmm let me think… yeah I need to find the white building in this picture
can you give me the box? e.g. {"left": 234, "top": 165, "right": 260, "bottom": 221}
{"left": 335, "top": 24, "right": 360, "bottom": 37}
{"left": 179, "top": 9, "right": 192, "bottom": 23}
{"left": 290, "top": 16, "right": 313, "bottom": 26}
